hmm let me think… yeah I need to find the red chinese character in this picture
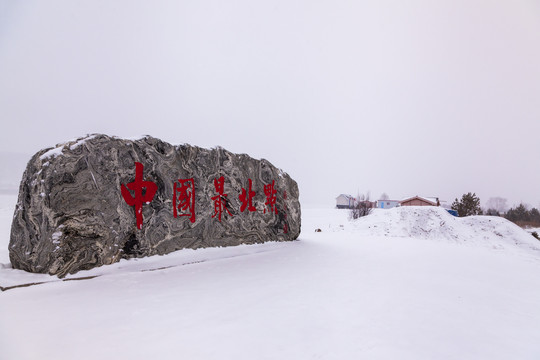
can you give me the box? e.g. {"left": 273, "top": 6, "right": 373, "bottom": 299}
{"left": 283, "top": 191, "right": 288, "bottom": 233}
{"left": 212, "top": 176, "right": 233, "bottom": 221}
{"left": 239, "top": 178, "right": 256, "bottom": 212}
{"left": 121, "top": 162, "right": 158, "bottom": 230}
{"left": 264, "top": 180, "right": 277, "bottom": 214}
{"left": 173, "top": 178, "right": 195, "bottom": 223}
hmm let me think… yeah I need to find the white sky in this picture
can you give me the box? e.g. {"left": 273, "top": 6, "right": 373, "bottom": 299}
{"left": 1, "top": 0, "right": 539, "bottom": 208}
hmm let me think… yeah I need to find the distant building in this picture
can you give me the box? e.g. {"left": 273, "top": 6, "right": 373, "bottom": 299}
{"left": 336, "top": 194, "right": 356, "bottom": 209}
{"left": 400, "top": 196, "right": 440, "bottom": 207}
{"left": 376, "top": 200, "right": 401, "bottom": 209}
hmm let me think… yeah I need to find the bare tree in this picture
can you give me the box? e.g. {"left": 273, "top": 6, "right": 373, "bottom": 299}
{"left": 486, "top": 197, "right": 508, "bottom": 214}
{"left": 350, "top": 192, "right": 373, "bottom": 219}
{"left": 380, "top": 192, "right": 390, "bottom": 200}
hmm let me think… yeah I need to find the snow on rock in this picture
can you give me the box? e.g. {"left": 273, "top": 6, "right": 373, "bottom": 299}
{"left": 38, "top": 145, "right": 64, "bottom": 160}
{"left": 39, "top": 134, "right": 98, "bottom": 160}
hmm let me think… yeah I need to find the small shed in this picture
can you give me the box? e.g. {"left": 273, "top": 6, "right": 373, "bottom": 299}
{"left": 401, "top": 196, "right": 439, "bottom": 207}
{"left": 336, "top": 194, "right": 356, "bottom": 209}
{"left": 376, "top": 200, "right": 401, "bottom": 209}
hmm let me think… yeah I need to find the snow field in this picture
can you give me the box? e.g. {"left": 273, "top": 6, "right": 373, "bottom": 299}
{"left": 0, "top": 199, "right": 540, "bottom": 359}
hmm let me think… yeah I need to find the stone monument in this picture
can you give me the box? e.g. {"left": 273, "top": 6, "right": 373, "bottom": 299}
{"left": 9, "top": 134, "right": 301, "bottom": 277}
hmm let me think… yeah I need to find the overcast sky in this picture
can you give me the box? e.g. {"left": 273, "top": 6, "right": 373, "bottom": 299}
{"left": 1, "top": 0, "right": 539, "bottom": 208}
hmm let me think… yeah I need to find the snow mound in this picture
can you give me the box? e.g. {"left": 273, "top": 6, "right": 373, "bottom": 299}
{"left": 349, "top": 206, "right": 540, "bottom": 252}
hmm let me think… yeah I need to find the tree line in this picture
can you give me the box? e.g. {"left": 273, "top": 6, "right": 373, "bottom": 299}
{"left": 452, "top": 192, "right": 540, "bottom": 227}
{"left": 504, "top": 204, "right": 540, "bottom": 227}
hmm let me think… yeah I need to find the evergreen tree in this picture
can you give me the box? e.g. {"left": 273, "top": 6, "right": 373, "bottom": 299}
{"left": 530, "top": 208, "right": 540, "bottom": 224}
{"left": 451, "top": 192, "right": 482, "bottom": 217}
{"left": 505, "top": 204, "right": 540, "bottom": 225}
{"left": 514, "top": 204, "right": 530, "bottom": 222}
{"left": 505, "top": 207, "right": 517, "bottom": 222}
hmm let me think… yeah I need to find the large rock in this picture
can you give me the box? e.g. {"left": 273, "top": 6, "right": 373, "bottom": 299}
{"left": 9, "top": 134, "right": 300, "bottom": 277}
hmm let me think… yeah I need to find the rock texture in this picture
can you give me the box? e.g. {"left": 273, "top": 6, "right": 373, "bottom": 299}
{"left": 10, "top": 134, "right": 300, "bottom": 277}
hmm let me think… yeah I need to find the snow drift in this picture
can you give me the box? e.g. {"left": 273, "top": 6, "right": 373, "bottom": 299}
{"left": 338, "top": 206, "right": 540, "bottom": 253}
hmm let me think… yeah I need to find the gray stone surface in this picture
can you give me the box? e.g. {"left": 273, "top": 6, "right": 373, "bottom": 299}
{"left": 9, "top": 134, "right": 300, "bottom": 277}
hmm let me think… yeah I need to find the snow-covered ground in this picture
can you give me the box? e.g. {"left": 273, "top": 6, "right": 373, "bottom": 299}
{"left": 1, "top": 196, "right": 540, "bottom": 360}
